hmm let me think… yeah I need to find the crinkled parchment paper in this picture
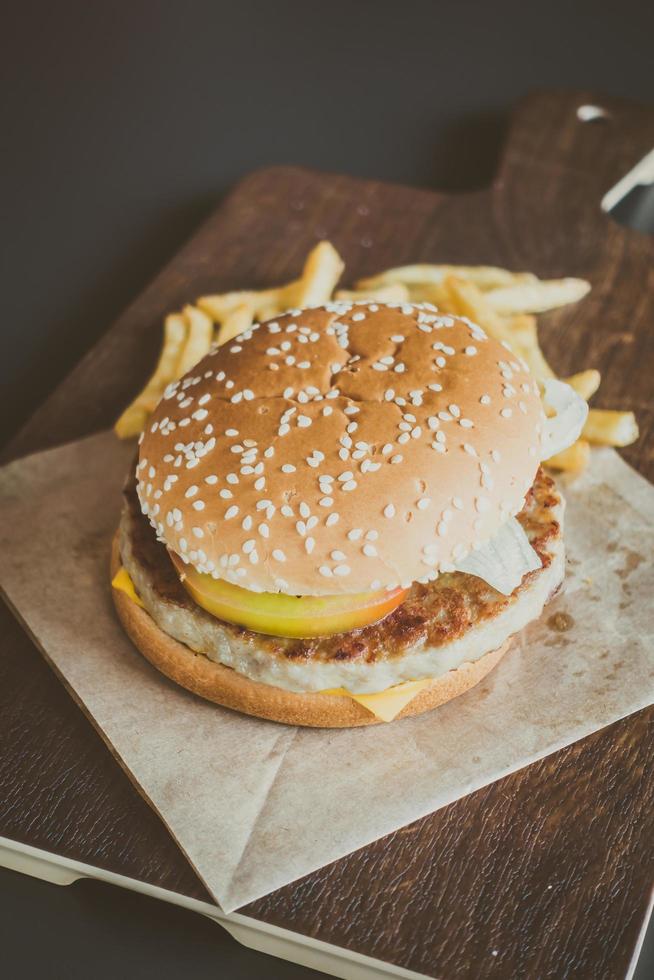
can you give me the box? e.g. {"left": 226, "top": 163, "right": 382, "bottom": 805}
{"left": 0, "top": 431, "right": 653, "bottom": 912}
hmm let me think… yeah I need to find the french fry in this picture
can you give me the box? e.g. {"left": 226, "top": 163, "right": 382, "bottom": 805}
{"left": 216, "top": 302, "right": 254, "bottom": 346}
{"left": 564, "top": 369, "right": 601, "bottom": 401}
{"left": 176, "top": 305, "right": 213, "bottom": 375}
{"left": 484, "top": 277, "right": 591, "bottom": 315}
{"left": 405, "top": 282, "right": 453, "bottom": 309}
{"left": 287, "top": 240, "right": 345, "bottom": 308}
{"left": 335, "top": 283, "right": 410, "bottom": 303}
{"left": 505, "top": 314, "right": 556, "bottom": 380}
{"left": 440, "top": 276, "right": 517, "bottom": 347}
{"left": 197, "top": 289, "right": 276, "bottom": 322}
{"left": 114, "top": 313, "right": 187, "bottom": 438}
{"left": 582, "top": 409, "right": 639, "bottom": 447}
{"left": 357, "top": 264, "right": 537, "bottom": 291}
{"left": 546, "top": 440, "right": 591, "bottom": 473}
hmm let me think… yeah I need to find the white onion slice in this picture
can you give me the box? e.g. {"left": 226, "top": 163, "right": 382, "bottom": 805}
{"left": 454, "top": 517, "right": 542, "bottom": 595}
{"left": 540, "top": 378, "right": 588, "bottom": 461}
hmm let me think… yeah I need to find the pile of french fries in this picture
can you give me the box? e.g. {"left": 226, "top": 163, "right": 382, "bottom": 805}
{"left": 115, "top": 242, "right": 639, "bottom": 473}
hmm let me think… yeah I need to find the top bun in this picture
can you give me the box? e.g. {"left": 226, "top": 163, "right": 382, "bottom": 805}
{"left": 137, "top": 302, "right": 543, "bottom": 595}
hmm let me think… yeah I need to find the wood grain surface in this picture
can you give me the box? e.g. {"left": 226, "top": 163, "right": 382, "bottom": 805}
{"left": 1, "top": 90, "right": 653, "bottom": 979}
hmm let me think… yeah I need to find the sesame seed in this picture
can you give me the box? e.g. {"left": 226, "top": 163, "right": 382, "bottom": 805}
{"left": 500, "top": 407, "right": 513, "bottom": 418}
{"left": 281, "top": 463, "right": 296, "bottom": 473}
{"left": 320, "top": 496, "right": 334, "bottom": 507}
{"left": 259, "top": 523, "right": 269, "bottom": 538}
{"left": 254, "top": 477, "right": 265, "bottom": 490}
{"left": 185, "top": 485, "right": 199, "bottom": 498}
{"left": 319, "top": 566, "right": 333, "bottom": 578}
{"left": 342, "top": 480, "right": 357, "bottom": 491}
{"left": 459, "top": 418, "right": 474, "bottom": 428}
{"left": 476, "top": 496, "right": 490, "bottom": 512}
{"left": 463, "top": 443, "right": 477, "bottom": 456}
{"left": 192, "top": 500, "right": 205, "bottom": 511}
{"left": 305, "top": 537, "right": 315, "bottom": 554}
{"left": 242, "top": 515, "right": 252, "bottom": 530}
{"left": 347, "top": 528, "right": 363, "bottom": 541}
{"left": 243, "top": 539, "right": 256, "bottom": 554}
{"left": 272, "top": 549, "right": 286, "bottom": 562}
{"left": 334, "top": 564, "right": 351, "bottom": 576}
{"left": 465, "top": 346, "right": 477, "bottom": 355}
{"left": 192, "top": 527, "right": 204, "bottom": 539}
{"left": 326, "top": 513, "right": 339, "bottom": 526}
{"left": 417, "top": 498, "right": 431, "bottom": 510}
{"left": 331, "top": 550, "right": 346, "bottom": 561}
{"left": 383, "top": 504, "right": 395, "bottom": 518}
{"left": 437, "top": 521, "right": 447, "bottom": 536}
{"left": 224, "top": 505, "right": 239, "bottom": 520}
{"left": 390, "top": 454, "right": 403, "bottom": 464}
{"left": 363, "top": 544, "right": 377, "bottom": 557}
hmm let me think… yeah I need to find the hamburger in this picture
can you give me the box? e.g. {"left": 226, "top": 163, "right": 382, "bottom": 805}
{"left": 112, "top": 301, "right": 586, "bottom": 726}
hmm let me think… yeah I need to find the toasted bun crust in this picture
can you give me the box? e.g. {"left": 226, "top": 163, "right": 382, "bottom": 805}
{"left": 111, "top": 536, "right": 510, "bottom": 727}
{"left": 137, "top": 303, "right": 543, "bottom": 595}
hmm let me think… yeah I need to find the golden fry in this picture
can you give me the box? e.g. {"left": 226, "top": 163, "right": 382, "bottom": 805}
{"left": 335, "top": 283, "right": 410, "bottom": 303}
{"left": 545, "top": 440, "right": 591, "bottom": 473}
{"left": 176, "top": 305, "right": 213, "bottom": 376}
{"left": 216, "top": 302, "right": 254, "bottom": 346}
{"left": 440, "top": 276, "right": 517, "bottom": 346}
{"left": 484, "top": 277, "right": 591, "bottom": 315}
{"left": 287, "top": 240, "right": 345, "bottom": 308}
{"left": 564, "top": 369, "right": 601, "bottom": 401}
{"left": 582, "top": 409, "right": 639, "bottom": 447}
{"left": 504, "top": 315, "right": 556, "bottom": 380}
{"left": 197, "top": 290, "right": 275, "bottom": 322}
{"left": 114, "top": 313, "right": 187, "bottom": 438}
{"left": 357, "top": 264, "right": 537, "bottom": 291}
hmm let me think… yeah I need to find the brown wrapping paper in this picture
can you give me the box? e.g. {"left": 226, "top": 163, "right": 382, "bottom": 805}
{"left": 1, "top": 430, "right": 653, "bottom": 912}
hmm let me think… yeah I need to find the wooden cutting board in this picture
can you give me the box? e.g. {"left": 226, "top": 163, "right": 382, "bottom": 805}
{"left": 2, "top": 90, "right": 653, "bottom": 980}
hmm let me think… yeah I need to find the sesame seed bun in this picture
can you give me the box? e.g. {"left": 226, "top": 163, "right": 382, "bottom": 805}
{"left": 137, "top": 302, "right": 543, "bottom": 596}
{"left": 111, "top": 534, "right": 510, "bottom": 727}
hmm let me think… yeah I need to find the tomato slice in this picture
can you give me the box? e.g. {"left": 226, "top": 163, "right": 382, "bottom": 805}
{"left": 168, "top": 551, "right": 407, "bottom": 638}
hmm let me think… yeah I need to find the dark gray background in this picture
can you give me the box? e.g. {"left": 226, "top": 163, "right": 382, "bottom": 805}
{"left": 1, "top": 1, "right": 653, "bottom": 977}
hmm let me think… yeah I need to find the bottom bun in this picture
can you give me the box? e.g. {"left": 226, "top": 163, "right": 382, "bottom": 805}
{"left": 111, "top": 535, "right": 510, "bottom": 728}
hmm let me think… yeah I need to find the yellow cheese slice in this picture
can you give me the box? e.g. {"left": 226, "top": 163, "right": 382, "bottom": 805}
{"left": 111, "top": 566, "right": 145, "bottom": 608}
{"left": 322, "top": 678, "right": 432, "bottom": 722}
{"left": 111, "top": 565, "right": 428, "bottom": 722}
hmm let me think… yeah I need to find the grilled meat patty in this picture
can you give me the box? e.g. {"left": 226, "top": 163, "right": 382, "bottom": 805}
{"left": 119, "top": 467, "right": 564, "bottom": 694}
